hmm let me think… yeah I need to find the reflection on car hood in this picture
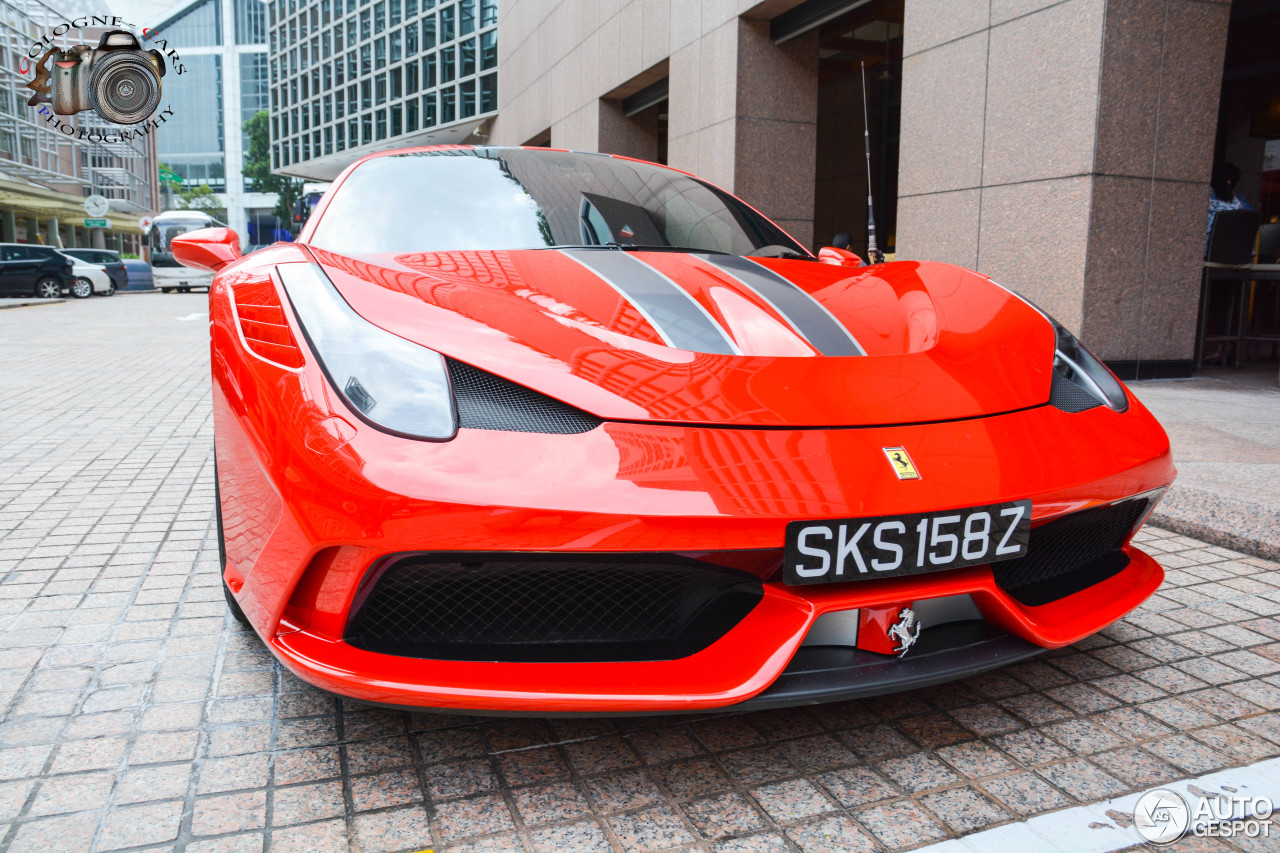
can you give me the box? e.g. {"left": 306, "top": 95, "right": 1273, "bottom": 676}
{"left": 302, "top": 247, "right": 1055, "bottom": 428}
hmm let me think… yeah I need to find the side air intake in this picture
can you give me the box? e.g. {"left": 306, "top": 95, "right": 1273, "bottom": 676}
{"left": 232, "top": 280, "right": 306, "bottom": 369}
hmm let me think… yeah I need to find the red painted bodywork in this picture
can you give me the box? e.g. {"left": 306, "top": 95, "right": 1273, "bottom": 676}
{"left": 205, "top": 147, "right": 1176, "bottom": 713}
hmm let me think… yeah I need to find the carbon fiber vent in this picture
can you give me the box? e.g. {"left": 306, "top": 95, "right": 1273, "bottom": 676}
{"left": 1049, "top": 371, "right": 1102, "bottom": 413}
{"left": 992, "top": 498, "right": 1149, "bottom": 606}
{"left": 446, "top": 359, "right": 602, "bottom": 434}
{"left": 345, "top": 556, "right": 763, "bottom": 662}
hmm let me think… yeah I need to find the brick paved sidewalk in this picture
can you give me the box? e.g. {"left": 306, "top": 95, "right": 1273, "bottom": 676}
{"left": 4, "top": 297, "right": 1280, "bottom": 853}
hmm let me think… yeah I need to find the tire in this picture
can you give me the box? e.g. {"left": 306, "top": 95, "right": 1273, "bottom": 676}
{"left": 34, "top": 277, "right": 61, "bottom": 299}
{"left": 101, "top": 283, "right": 116, "bottom": 297}
{"left": 161, "top": 287, "right": 172, "bottom": 293}
{"left": 215, "top": 459, "right": 250, "bottom": 626}
{"left": 71, "top": 278, "right": 93, "bottom": 299}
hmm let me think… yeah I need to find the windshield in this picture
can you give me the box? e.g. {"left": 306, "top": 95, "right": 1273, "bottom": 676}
{"left": 309, "top": 148, "right": 809, "bottom": 258}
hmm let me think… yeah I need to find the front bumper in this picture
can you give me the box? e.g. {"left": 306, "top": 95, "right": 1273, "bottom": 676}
{"left": 267, "top": 547, "right": 1161, "bottom": 714}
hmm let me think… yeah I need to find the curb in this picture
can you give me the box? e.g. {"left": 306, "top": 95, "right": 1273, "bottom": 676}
{"left": 0, "top": 298, "right": 66, "bottom": 310}
{"left": 1151, "top": 486, "right": 1280, "bottom": 562}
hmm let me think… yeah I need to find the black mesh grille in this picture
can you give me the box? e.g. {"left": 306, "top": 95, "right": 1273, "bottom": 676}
{"left": 993, "top": 498, "right": 1149, "bottom": 606}
{"left": 447, "top": 359, "right": 602, "bottom": 434}
{"left": 1049, "top": 371, "right": 1102, "bottom": 413}
{"left": 345, "top": 555, "right": 763, "bottom": 662}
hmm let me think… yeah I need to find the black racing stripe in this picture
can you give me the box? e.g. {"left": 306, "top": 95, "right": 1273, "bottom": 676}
{"left": 702, "top": 255, "right": 865, "bottom": 356}
{"left": 561, "top": 249, "right": 739, "bottom": 355}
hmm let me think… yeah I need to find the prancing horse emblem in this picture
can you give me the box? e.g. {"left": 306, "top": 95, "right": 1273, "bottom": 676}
{"left": 887, "top": 608, "right": 922, "bottom": 657}
{"left": 882, "top": 446, "right": 920, "bottom": 480}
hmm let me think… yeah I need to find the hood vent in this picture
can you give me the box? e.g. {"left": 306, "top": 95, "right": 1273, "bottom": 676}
{"left": 447, "top": 359, "right": 602, "bottom": 434}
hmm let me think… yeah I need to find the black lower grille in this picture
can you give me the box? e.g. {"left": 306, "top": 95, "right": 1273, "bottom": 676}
{"left": 992, "top": 498, "right": 1149, "bottom": 606}
{"left": 345, "top": 555, "right": 763, "bottom": 662}
{"left": 447, "top": 359, "right": 602, "bottom": 434}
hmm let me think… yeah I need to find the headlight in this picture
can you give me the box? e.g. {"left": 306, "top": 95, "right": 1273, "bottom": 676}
{"left": 1048, "top": 316, "right": 1128, "bottom": 412}
{"left": 276, "top": 262, "right": 457, "bottom": 440}
{"left": 991, "top": 280, "right": 1128, "bottom": 413}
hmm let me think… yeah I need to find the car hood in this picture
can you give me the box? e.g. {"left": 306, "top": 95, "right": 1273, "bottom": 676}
{"left": 302, "top": 247, "right": 1055, "bottom": 428}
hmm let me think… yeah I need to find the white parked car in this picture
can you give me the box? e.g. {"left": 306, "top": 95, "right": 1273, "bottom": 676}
{"left": 57, "top": 251, "right": 114, "bottom": 298}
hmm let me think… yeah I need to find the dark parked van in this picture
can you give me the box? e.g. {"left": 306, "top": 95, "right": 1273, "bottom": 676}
{"left": 0, "top": 244, "right": 75, "bottom": 298}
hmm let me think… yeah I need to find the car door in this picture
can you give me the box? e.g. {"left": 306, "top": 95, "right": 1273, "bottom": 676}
{"left": 0, "top": 245, "right": 39, "bottom": 295}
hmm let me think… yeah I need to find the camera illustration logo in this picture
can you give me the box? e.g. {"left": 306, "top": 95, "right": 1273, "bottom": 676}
{"left": 1135, "top": 788, "right": 1191, "bottom": 845}
{"left": 26, "top": 30, "right": 165, "bottom": 125}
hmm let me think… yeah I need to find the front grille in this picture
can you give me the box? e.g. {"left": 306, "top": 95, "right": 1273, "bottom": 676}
{"left": 345, "top": 555, "right": 763, "bottom": 662}
{"left": 447, "top": 359, "right": 603, "bottom": 434}
{"left": 993, "top": 498, "right": 1149, "bottom": 606}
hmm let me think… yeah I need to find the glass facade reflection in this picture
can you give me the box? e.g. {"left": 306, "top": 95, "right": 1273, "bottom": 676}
{"left": 152, "top": 0, "right": 271, "bottom": 241}
{"left": 267, "top": 0, "right": 498, "bottom": 172}
{"left": 160, "top": 53, "right": 225, "bottom": 190}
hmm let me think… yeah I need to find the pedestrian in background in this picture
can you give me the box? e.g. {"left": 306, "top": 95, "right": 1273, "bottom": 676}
{"left": 1207, "top": 162, "right": 1253, "bottom": 255}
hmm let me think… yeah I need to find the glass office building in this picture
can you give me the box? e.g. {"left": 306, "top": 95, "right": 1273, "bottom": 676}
{"left": 268, "top": 0, "right": 497, "bottom": 180}
{"left": 151, "top": 0, "right": 275, "bottom": 242}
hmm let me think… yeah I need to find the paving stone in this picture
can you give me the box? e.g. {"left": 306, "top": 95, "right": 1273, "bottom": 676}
{"left": 583, "top": 770, "right": 663, "bottom": 814}
{"left": 352, "top": 805, "right": 432, "bottom": 853}
{"left": 97, "top": 801, "right": 184, "bottom": 850}
{"left": 608, "top": 805, "right": 696, "bottom": 852}
{"left": 512, "top": 781, "right": 591, "bottom": 827}
{"left": 853, "top": 798, "right": 948, "bottom": 847}
{"left": 749, "top": 779, "right": 835, "bottom": 824}
{"left": 272, "top": 780, "right": 346, "bottom": 825}
{"left": 529, "top": 819, "right": 613, "bottom": 853}
{"left": 919, "top": 785, "right": 1011, "bottom": 833}
{"left": 682, "top": 792, "right": 767, "bottom": 838}
{"left": 784, "top": 814, "right": 878, "bottom": 853}
{"left": 879, "top": 751, "right": 961, "bottom": 792}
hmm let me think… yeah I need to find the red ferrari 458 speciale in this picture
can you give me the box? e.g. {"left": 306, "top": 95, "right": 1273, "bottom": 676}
{"left": 174, "top": 146, "right": 1175, "bottom": 714}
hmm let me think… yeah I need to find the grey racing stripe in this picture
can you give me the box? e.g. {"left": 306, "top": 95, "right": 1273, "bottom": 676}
{"left": 702, "top": 254, "right": 866, "bottom": 356}
{"left": 560, "top": 249, "right": 739, "bottom": 355}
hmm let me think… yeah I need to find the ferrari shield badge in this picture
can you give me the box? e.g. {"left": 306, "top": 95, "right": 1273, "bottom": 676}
{"left": 883, "top": 447, "right": 920, "bottom": 480}
{"left": 888, "top": 608, "right": 922, "bottom": 657}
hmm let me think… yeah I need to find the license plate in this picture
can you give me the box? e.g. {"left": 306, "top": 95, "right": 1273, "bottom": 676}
{"left": 783, "top": 499, "right": 1032, "bottom": 586}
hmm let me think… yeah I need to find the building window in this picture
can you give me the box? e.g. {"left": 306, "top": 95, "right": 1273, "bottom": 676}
{"left": 460, "top": 37, "right": 474, "bottom": 76}
{"left": 161, "top": 0, "right": 222, "bottom": 46}
{"left": 460, "top": 78, "right": 474, "bottom": 118}
{"left": 234, "top": 0, "right": 266, "bottom": 44}
{"left": 268, "top": 0, "right": 498, "bottom": 166}
{"left": 441, "top": 46, "right": 454, "bottom": 83}
{"left": 441, "top": 86, "right": 454, "bottom": 123}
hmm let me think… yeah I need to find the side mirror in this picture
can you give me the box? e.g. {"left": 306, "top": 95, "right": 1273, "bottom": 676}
{"left": 172, "top": 227, "right": 242, "bottom": 271}
{"left": 818, "top": 246, "right": 865, "bottom": 268}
